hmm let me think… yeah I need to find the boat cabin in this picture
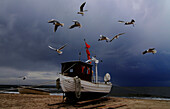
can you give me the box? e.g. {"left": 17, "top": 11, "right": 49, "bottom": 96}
{"left": 61, "top": 61, "right": 93, "bottom": 82}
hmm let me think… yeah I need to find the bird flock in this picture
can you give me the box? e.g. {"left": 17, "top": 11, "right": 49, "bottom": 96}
{"left": 48, "top": 2, "right": 157, "bottom": 55}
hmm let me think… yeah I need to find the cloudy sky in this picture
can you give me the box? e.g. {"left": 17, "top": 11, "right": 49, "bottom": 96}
{"left": 0, "top": 0, "right": 170, "bottom": 86}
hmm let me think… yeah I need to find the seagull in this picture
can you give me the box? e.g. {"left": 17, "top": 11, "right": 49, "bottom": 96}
{"left": 110, "top": 33, "right": 125, "bottom": 42}
{"left": 19, "top": 76, "right": 27, "bottom": 80}
{"left": 48, "top": 44, "right": 67, "bottom": 55}
{"left": 23, "top": 76, "right": 27, "bottom": 80}
{"left": 104, "top": 73, "right": 111, "bottom": 82}
{"left": 69, "top": 20, "right": 82, "bottom": 29}
{"left": 142, "top": 48, "right": 157, "bottom": 55}
{"left": 98, "top": 35, "right": 110, "bottom": 42}
{"left": 48, "top": 19, "right": 64, "bottom": 32}
{"left": 118, "top": 19, "right": 135, "bottom": 27}
{"left": 77, "top": 2, "right": 88, "bottom": 16}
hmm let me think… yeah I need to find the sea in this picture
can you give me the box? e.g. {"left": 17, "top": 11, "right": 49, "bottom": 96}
{"left": 1, "top": 85, "right": 170, "bottom": 100}
{"left": 108, "top": 86, "right": 170, "bottom": 100}
{"left": 0, "top": 85, "right": 63, "bottom": 96}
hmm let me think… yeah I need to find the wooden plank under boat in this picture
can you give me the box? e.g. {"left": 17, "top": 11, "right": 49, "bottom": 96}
{"left": 18, "top": 87, "right": 50, "bottom": 95}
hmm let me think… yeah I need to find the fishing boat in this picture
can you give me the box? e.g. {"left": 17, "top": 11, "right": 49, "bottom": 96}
{"left": 58, "top": 41, "right": 112, "bottom": 101}
{"left": 18, "top": 86, "right": 50, "bottom": 95}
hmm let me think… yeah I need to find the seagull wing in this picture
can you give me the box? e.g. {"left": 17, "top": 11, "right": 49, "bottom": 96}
{"left": 131, "top": 19, "right": 135, "bottom": 23}
{"left": 54, "top": 25, "right": 59, "bottom": 32}
{"left": 48, "top": 46, "right": 57, "bottom": 51}
{"left": 55, "top": 21, "right": 61, "bottom": 25}
{"left": 110, "top": 33, "right": 125, "bottom": 42}
{"left": 110, "top": 36, "right": 116, "bottom": 42}
{"left": 117, "top": 33, "right": 125, "bottom": 36}
{"left": 142, "top": 50, "right": 148, "bottom": 54}
{"left": 149, "top": 48, "right": 155, "bottom": 51}
{"left": 48, "top": 19, "right": 57, "bottom": 23}
{"left": 73, "top": 20, "right": 80, "bottom": 25}
{"left": 100, "top": 35, "right": 106, "bottom": 39}
{"left": 69, "top": 24, "right": 77, "bottom": 29}
{"left": 58, "top": 44, "right": 67, "bottom": 50}
{"left": 80, "top": 2, "right": 86, "bottom": 12}
{"left": 118, "top": 20, "right": 125, "bottom": 23}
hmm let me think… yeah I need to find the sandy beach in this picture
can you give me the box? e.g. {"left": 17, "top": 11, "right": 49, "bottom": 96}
{"left": 0, "top": 94, "right": 170, "bottom": 109}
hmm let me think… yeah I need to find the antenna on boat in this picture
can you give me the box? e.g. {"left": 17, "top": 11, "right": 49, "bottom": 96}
{"left": 78, "top": 52, "right": 81, "bottom": 61}
{"left": 85, "top": 56, "right": 99, "bottom": 83}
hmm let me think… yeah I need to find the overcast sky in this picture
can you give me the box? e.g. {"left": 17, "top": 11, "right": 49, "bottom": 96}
{"left": 0, "top": 0, "right": 170, "bottom": 86}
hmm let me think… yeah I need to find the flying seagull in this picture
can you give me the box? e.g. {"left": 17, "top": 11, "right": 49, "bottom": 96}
{"left": 77, "top": 2, "right": 88, "bottom": 16}
{"left": 98, "top": 35, "right": 110, "bottom": 42}
{"left": 69, "top": 20, "right": 82, "bottom": 29}
{"left": 142, "top": 48, "right": 157, "bottom": 55}
{"left": 118, "top": 19, "right": 135, "bottom": 27}
{"left": 48, "top": 44, "right": 67, "bottom": 55}
{"left": 18, "top": 76, "right": 27, "bottom": 80}
{"left": 110, "top": 33, "right": 125, "bottom": 42}
{"left": 48, "top": 19, "right": 64, "bottom": 32}
{"left": 23, "top": 76, "right": 27, "bottom": 80}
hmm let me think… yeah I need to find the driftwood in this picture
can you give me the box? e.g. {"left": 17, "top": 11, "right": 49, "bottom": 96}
{"left": 75, "top": 97, "right": 109, "bottom": 107}
{"left": 81, "top": 104, "right": 106, "bottom": 109}
{"left": 98, "top": 104, "right": 127, "bottom": 109}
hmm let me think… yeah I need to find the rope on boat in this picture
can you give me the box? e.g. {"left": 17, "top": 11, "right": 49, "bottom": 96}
{"left": 74, "top": 76, "right": 81, "bottom": 99}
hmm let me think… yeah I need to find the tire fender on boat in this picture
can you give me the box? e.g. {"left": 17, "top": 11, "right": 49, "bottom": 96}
{"left": 74, "top": 76, "right": 81, "bottom": 99}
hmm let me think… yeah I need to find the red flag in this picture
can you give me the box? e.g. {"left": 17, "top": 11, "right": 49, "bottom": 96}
{"left": 85, "top": 42, "right": 90, "bottom": 49}
{"left": 85, "top": 41, "right": 91, "bottom": 64}
{"left": 86, "top": 49, "right": 90, "bottom": 59}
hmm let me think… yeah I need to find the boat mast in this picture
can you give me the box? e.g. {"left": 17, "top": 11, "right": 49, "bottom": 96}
{"left": 94, "top": 58, "right": 99, "bottom": 83}
{"left": 84, "top": 39, "right": 99, "bottom": 83}
{"left": 95, "top": 62, "right": 98, "bottom": 83}
{"left": 86, "top": 56, "right": 99, "bottom": 83}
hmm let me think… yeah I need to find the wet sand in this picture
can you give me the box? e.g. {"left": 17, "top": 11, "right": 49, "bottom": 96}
{"left": 0, "top": 94, "right": 170, "bottom": 109}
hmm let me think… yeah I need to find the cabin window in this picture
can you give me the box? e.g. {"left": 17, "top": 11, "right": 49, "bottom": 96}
{"left": 70, "top": 69, "right": 73, "bottom": 72}
{"left": 81, "top": 66, "right": 88, "bottom": 74}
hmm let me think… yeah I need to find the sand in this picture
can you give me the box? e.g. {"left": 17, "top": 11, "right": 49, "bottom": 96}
{"left": 0, "top": 94, "right": 170, "bottom": 109}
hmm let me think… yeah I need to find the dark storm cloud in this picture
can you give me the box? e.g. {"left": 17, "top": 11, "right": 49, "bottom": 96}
{"left": 0, "top": 0, "right": 170, "bottom": 86}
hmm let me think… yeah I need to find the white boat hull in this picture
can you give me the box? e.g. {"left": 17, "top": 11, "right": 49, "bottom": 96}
{"left": 60, "top": 74, "right": 112, "bottom": 100}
